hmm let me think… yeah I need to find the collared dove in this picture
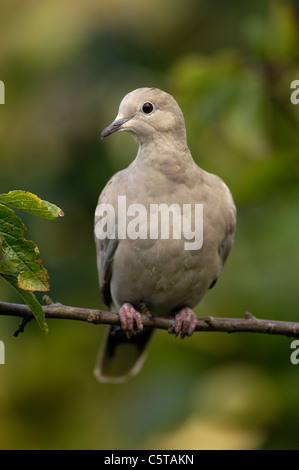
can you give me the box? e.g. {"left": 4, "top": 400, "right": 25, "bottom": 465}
{"left": 94, "top": 87, "right": 236, "bottom": 383}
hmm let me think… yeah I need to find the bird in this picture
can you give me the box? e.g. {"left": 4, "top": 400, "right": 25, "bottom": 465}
{"left": 94, "top": 87, "right": 236, "bottom": 383}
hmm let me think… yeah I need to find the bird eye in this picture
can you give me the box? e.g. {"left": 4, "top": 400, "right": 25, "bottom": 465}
{"left": 141, "top": 102, "right": 154, "bottom": 114}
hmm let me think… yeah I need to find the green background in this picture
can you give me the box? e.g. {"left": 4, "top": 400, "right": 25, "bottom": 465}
{"left": 0, "top": 0, "right": 299, "bottom": 449}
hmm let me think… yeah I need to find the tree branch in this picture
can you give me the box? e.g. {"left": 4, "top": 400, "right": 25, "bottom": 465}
{"left": 0, "top": 300, "right": 299, "bottom": 338}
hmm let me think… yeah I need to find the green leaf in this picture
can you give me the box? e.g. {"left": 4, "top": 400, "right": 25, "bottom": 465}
{"left": 0, "top": 238, "right": 19, "bottom": 275}
{"left": 0, "top": 190, "right": 64, "bottom": 220}
{"left": 0, "top": 203, "right": 49, "bottom": 291}
{"left": 1, "top": 274, "right": 48, "bottom": 334}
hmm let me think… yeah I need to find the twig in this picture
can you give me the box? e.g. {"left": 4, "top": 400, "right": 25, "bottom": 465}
{"left": 0, "top": 300, "right": 299, "bottom": 338}
{"left": 13, "top": 316, "right": 32, "bottom": 337}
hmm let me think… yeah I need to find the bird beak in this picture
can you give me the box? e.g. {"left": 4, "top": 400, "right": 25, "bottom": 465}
{"left": 101, "top": 117, "right": 131, "bottom": 139}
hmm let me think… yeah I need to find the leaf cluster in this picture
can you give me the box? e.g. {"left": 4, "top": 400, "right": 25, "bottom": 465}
{"left": 0, "top": 190, "right": 64, "bottom": 333}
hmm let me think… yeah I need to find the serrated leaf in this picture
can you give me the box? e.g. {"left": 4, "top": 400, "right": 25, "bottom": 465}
{"left": 0, "top": 190, "right": 64, "bottom": 220}
{"left": 1, "top": 274, "right": 48, "bottom": 333}
{"left": 0, "top": 203, "right": 49, "bottom": 291}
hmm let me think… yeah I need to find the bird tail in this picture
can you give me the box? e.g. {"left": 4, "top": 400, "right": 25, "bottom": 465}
{"left": 94, "top": 326, "right": 154, "bottom": 383}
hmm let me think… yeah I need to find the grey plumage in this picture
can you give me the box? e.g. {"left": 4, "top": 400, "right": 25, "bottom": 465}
{"left": 94, "top": 88, "right": 236, "bottom": 383}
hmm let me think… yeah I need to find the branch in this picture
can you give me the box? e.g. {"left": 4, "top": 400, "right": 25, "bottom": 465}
{"left": 0, "top": 299, "right": 299, "bottom": 338}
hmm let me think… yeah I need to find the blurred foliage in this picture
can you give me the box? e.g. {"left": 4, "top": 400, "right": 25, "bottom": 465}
{"left": 0, "top": 0, "right": 298, "bottom": 450}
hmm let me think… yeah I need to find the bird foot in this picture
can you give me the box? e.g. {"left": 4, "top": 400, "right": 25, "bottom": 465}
{"left": 171, "top": 307, "right": 197, "bottom": 339}
{"left": 119, "top": 302, "right": 144, "bottom": 338}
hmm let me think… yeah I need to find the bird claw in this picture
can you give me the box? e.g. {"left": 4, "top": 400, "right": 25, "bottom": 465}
{"left": 119, "top": 303, "right": 144, "bottom": 338}
{"left": 171, "top": 307, "right": 197, "bottom": 339}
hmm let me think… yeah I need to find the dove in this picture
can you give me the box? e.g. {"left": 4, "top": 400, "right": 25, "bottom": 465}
{"left": 94, "top": 87, "right": 236, "bottom": 383}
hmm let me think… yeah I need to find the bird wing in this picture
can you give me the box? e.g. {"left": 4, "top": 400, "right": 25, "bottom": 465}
{"left": 94, "top": 170, "right": 126, "bottom": 307}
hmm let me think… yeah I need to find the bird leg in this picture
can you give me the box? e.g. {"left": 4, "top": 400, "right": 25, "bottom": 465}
{"left": 119, "top": 302, "right": 144, "bottom": 338}
{"left": 171, "top": 307, "right": 198, "bottom": 339}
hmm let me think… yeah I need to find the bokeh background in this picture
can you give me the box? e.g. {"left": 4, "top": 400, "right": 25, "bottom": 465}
{"left": 0, "top": 0, "right": 299, "bottom": 450}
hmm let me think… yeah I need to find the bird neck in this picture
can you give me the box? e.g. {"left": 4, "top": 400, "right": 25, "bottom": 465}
{"left": 135, "top": 137, "right": 194, "bottom": 180}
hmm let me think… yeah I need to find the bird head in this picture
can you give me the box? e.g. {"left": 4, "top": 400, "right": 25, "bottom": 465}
{"left": 101, "top": 88, "right": 187, "bottom": 146}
